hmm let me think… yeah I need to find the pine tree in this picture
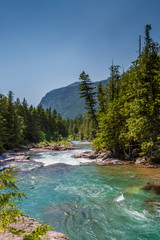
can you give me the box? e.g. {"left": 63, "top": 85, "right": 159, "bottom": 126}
{"left": 106, "top": 64, "right": 121, "bottom": 102}
{"left": 96, "top": 82, "right": 105, "bottom": 113}
{"left": 93, "top": 64, "right": 123, "bottom": 155}
{"left": 4, "top": 91, "right": 23, "bottom": 149}
{"left": 79, "top": 71, "right": 98, "bottom": 126}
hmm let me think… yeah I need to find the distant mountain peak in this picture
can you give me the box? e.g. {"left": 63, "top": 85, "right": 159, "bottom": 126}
{"left": 67, "top": 82, "right": 79, "bottom": 87}
{"left": 40, "top": 79, "right": 108, "bottom": 119}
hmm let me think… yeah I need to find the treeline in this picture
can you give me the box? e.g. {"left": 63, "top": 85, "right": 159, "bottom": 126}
{"left": 78, "top": 25, "right": 160, "bottom": 162}
{"left": 1, "top": 24, "right": 160, "bottom": 163}
{"left": 67, "top": 115, "right": 96, "bottom": 140}
{"left": 0, "top": 92, "right": 67, "bottom": 153}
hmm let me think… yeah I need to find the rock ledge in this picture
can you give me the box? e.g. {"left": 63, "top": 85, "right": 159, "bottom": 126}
{"left": 73, "top": 150, "right": 125, "bottom": 165}
{"left": 0, "top": 215, "right": 70, "bottom": 240}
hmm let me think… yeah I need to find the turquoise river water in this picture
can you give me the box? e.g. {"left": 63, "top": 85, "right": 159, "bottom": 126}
{"left": 2, "top": 141, "right": 160, "bottom": 240}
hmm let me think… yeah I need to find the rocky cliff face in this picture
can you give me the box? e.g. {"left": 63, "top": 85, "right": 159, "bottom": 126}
{"left": 40, "top": 80, "right": 108, "bottom": 119}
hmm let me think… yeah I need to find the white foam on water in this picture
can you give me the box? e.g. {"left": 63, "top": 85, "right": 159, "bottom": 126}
{"left": 1, "top": 142, "right": 92, "bottom": 171}
{"left": 33, "top": 149, "right": 92, "bottom": 166}
{"left": 126, "top": 209, "right": 148, "bottom": 221}
{"left": 1, "top": 160, "right": 41, "bottom": 172}
{"left": 116, "top": 194, "right": 125, "bottom": 202}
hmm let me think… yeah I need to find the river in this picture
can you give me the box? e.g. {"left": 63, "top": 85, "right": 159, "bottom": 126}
{"left": 2, "top": 141, "right": 160, "bottom": 240}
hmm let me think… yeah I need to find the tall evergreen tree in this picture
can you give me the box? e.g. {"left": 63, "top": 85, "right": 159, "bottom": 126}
{"left": 79, "top": 71, "right": 98, "bottom": 126}
{"left": 93, "top": 65, "right": 123, "bottom": 155}
{"left": 4, "top": 91, "right": 23, "bottom": 149}
{"left": 106, "top": 64, "right": 121, "bottom": 102}
{"left": 96, "top": 82, "right": 105, "bottom": 113}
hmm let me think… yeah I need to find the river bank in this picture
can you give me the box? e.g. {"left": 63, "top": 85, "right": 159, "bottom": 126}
{"left": 73, "top": 150, "right": 160, "bottom": 168}
{"left": 0, "top": 142, "right": 79, "bottom": 163}
{"left": 1, "top": 146, "right": 160, "bottom": 169}
{"left": 0, "top": 215, "right": 69, "bottom": 240}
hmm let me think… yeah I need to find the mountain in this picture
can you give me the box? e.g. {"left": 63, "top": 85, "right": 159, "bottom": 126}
{"left": 39, "top": 79, "right": 108, "bottom": 119}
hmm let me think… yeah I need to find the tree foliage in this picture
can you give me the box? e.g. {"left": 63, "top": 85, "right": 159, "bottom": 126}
{"left": 67, "top": 114, "right": 96, "bottom": 140}
{"left": 0, "top": 168, "right": 52, "bottom": 239}
{"left": 93, "top": 24, "right": 160, "bottom": 161}
{"left": 23, "top": 224, "right": 53, "bottom": 240}
{"left": 0, "top": 168, "right": 25, "bottom": 235}
{"left": 0, "top": 94, "right": 68, "bottom": 153}
{"left": 79, "top": 71, "right": 98, "bottom": 126}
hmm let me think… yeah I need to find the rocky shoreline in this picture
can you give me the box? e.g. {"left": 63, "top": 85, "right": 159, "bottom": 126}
{"left": 73, "top": 150, "right": 160, "bottom": 168}
{"left": 0, "top": 215, "right": 69, "bottom": 240}
{"left": 73, "top": 150, "right": 126, "bottom": 166}
{"left": 0, "top": 143, "right": 78, "bottom": 163}
{"left": 1, "top": 146, "right": 160, "bottom": 168}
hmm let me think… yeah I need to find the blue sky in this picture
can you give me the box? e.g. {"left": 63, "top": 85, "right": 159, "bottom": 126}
{"left": 0, "top": 0, "right": 160, "bottom": 106}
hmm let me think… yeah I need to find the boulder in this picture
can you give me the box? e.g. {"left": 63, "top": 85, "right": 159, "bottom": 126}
{"left": 73, "top": 150, "right": 97, "bottom": 159}
{"left": 96, "top": 158, "right": 124, "bottom": 166}
{"left": 73, "top": 150, "right": 112, "bottom": 161}
{"left": 135, "top": 157, "right": 146, "bottom": 164}
{"left": 45, "top": 231, "right": 70, "bottom": 240}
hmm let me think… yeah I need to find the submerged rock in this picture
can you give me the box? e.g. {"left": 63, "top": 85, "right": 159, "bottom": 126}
{"left": 142, "top": 182, "right": 160, "bottom": 195}
{"left": 45, "top": 163, "right": 72, "bottom": 168}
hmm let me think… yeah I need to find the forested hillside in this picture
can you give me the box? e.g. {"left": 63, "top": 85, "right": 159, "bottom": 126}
{"left": 40, "top": 80, "right": 108, "bottom": 119}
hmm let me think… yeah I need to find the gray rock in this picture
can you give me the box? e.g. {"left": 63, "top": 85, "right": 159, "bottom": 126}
{"left": 73, "top": 150, "right": 97, "bottom": 159}
{"left": 73, "top": 150, "right": 113, "bottom": 161}
{"left": 45, "top": 231, "right": 70, "bottom": 240}
{"left": 135, "top": 157, "right": 146, "bottom": 164}
{"left": 0, "top": 215, "right": 70, "bottom": 240}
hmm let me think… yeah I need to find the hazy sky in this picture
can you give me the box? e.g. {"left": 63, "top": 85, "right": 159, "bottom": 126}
{"left": 0, "top": 0, "right": 160, "bottom": 106}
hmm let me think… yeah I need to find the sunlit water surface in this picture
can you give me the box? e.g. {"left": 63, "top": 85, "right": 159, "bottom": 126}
{"left": 2, "top": 141, "right": 160, "bottom": 240}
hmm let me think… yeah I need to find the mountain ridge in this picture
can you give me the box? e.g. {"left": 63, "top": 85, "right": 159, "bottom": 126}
{"left": 40, "top": 79, "right": 108, "bottom": 119}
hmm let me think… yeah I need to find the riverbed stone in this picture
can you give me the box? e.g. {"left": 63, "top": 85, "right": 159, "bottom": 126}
{"left": 45, "top": 231, "right": 70, "bottom": 240}
{"left": 142, "top": 182, "right": 160, "bottom": 195}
